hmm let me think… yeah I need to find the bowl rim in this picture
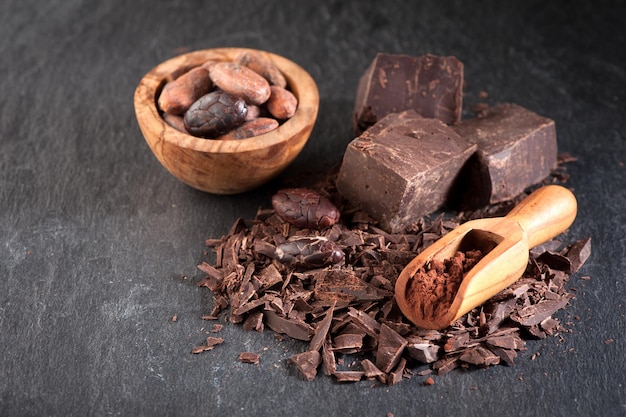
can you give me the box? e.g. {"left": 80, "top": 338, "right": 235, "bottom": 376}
{"left": 134, "top": 47, "right": 319, "bottom": 154}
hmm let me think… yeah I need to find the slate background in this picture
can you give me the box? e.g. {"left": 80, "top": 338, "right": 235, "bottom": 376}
{"left": 1, "top": 1, "right": 624, "bottom": 416}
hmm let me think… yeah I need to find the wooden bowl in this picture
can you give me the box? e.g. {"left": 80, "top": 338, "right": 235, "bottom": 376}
{"left": 134, "top": 48, "right": 319, "bottom": 194}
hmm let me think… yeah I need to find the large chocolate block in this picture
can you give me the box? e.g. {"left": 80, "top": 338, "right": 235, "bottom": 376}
{"left": 337, "top": 111, "right": 476, "bottom": 233}
{"left": 451, "top": 103, "right": 558, "bottom": 208}
{"left": 353, "top": 53, "right": 463, "bottom": 136}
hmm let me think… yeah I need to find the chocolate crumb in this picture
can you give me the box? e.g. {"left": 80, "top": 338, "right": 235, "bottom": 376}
{"left": 406, "top": 249, "right": 484, "bottom": 322}
{"left": 191, "top": 336, "right": 224, "bottom": 354}
{"left": 238, "top": 352, "right": 260, "bottom": 364}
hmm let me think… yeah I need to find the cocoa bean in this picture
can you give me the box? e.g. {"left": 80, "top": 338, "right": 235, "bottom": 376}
{"left": 271, "top": 188, "right": 340, "bottom": 229}
{"left": 183, "top": 91, "right": 247, "bottom": 138}
{"left": 235, "top": 51, "right": 287, "bottom": 88}
{"left": 245, "top": 104, "right": 261, "bottom": 120}
{"left": 209, "top": 62, "right": 271, "bottom": 105}
{"left": 267, "top": 85, "right": 298, "bottom": 120}
{"left": 163, "top": 113, "right": 187, "bottom": 133}
{"left": 274, "top": 237, "right": 345, "bottom": 267}
{"left": 158, "top": 66, "right": 213, "bottom": 115}
{"left": 218, "top": 117, "right": 279, "bottom": 140}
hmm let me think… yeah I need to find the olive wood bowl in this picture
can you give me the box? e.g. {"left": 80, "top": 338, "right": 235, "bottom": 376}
{"left": 134, "top": 48, "right": 319, "bottom": 194}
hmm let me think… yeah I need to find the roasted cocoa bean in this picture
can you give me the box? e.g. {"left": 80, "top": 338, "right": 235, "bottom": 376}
{"left": 209, "top": 62, "right": 271, "bottom": 105}
{"left": 158, "top": 66, "right": 213, "bottom": 115}
{"left": 184, "top": 91, "right": 247, "bottom": 138}
{"left": 244, "top": 104, "right": 261, "bottom": 120}
{"left": 163, "top": 113, "right": 187, "bottom": 133}
{"left": 235, "top": 51, "right": 287, "bottom": 88}
{"left": 200, "top": 59, "right": 219, "bottom": 72}
{"left": 267, "top": 85, "right": 298, "bottom": 120}
{"left": 159, "top": 53, "right": 297, "bottom": 141}
{"left": 271, "top": 188, "right": 340, "bottom": 229}
{"left": 218, "top": 117, "right": 279, "bottom": 140}
{"left": 274, "top": 237, "right": 344, "bottom": 267}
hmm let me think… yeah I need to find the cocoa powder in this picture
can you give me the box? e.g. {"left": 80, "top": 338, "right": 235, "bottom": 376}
{"left": 406, "top": 249, "right": 484, "bottom": 321}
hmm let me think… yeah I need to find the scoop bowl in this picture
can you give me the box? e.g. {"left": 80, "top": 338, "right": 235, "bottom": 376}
{"left": 395, "top": 185, "right": 578, "bottom": 329}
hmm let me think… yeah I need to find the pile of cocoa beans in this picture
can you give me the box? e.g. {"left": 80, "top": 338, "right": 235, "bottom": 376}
{"left": 158, "top": 51, "right": 298, "bottom": 140}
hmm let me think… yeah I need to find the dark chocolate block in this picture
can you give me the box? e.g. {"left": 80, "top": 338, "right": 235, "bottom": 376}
{"left": 451, "top": 103, "right": 557, "bottom": 208}
{"left": 353, "top": 53, "right": 463, "bottom": 136}
{"left": 336, "top": 110, "right": 476, "bottom": 233}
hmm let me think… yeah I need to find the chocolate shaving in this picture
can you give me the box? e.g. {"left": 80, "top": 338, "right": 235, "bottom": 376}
{"left": 361, "top": 359, "right": 386, "bottom": 380}
{"left": 333, "top": 371, "right": 365, "bottom": 382}
{"left": 565, "top": 237, "right": 591, "bottom": 273}
{"left": 511, "top": 297, "right": 572, "bottom": 327}
{"left": 264, "top": 310, "right": 313, "bottom": 341}
{"left": 537, "top": 251, "right": 573, "bottom": 272}
{"left": 191, "top": 336, "right": 224, "bottom": 354}
{"left": 289, "top": 351, "right": 321, "bottom": 381}
{"left": 375, "top": 324, "right": 408, "bottom": 373}
{"left": 195, "top": 166, "right": 589, "bottom": 384}
{"left": 309, "top": 301, "right": 336, "bottom": 352}
{"left": 238, "top": 352, "right": 260, "bottom": 364}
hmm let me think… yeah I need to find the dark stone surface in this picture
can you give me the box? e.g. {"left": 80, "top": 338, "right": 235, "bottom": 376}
{"left": 0, "top": 1, "right": 624, "bottom": 416}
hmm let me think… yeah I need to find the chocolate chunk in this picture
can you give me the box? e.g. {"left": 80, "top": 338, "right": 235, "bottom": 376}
{"left": 347, "top": 307, "right": 381, "bottom": 338}
{"left": 375, "top": 324, "right": 408, "bottom": 373}
{"left": 337, "top": 111, "right": 476, "bottom": 233}
{"left": 537, "top": 251, "right": 573, "bottom": 272}
{"left": 489, "top": 346, "right": 518, "bottom": 366}
{"left": 257, "top": 264, "right": 284, "bottom": 288}
{"left": 565, "top": 237, "right": 591, "bottom": 273}
{"left": 443, "top": 330, "right": 471, "bottom": 352}
{"left": 242, "top": 311, "right": 264, "bottom": 332}
{"left": 354, "top": 53, "right": 463, "bottom": 135}
{"left": 433, "top": 355, "right": 460, "bottom": 376}
{"left": 321, "top": 342, "right": 337, "bottom": 376}
{"left": 289, "top": 351, "right": 321, "bottom": 381}
{"left": 361, "top": 359, "right": 386, "bottom": 380}
{"left": 459, "top": 345, "right": 500, "bottom": 366}
{"left": 309, "top": 302, "right": 335, "bottom": 352}
{"left": 405, "top": 341, "right": 440, "bottom": 363}
{"left": 511, "top": 297, "right": 572, "bottom": 326}
{"left": 387, "top": 358, "right": 407, "bottom": 385}
{"left": 332, "top": 333, "right": 364, "bottom": 353}
{"left": 485, "top": 333, "right": 524, "bottom": 350}
{"left": 450, "top": 103, "right": 558, "bottom": 208}
{"left": 263, "top": 310, "right": 313, "bottom": 341}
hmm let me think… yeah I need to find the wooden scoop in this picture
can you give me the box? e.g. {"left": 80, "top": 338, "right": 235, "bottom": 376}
{"left": 395, "top": 185, "right": 577, "bottom": 330}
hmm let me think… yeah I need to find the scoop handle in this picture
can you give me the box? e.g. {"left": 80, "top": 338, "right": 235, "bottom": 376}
{"left": 505, "top": 185, "right": 577, "bottom": 249}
